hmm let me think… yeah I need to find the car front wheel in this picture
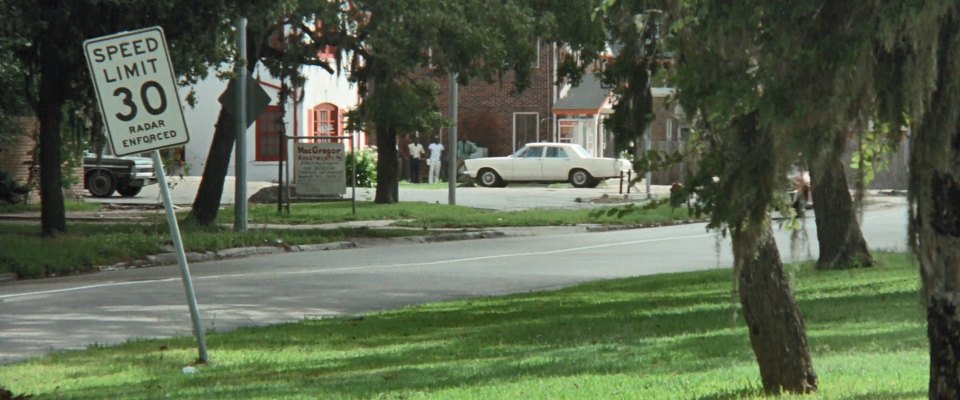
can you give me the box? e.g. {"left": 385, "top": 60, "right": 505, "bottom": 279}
{"left": 477, "top": 169, "right": 504, "bottom": 187}
{"left": 569, "top": 169, "right": 595, "bottom": 188}
{"left": 86, "top": 171, "right": 116, "bottom": 198}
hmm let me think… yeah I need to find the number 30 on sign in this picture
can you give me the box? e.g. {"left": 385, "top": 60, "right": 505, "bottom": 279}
{"left": 84, "top": 27, "right": 190, "bottom": 156}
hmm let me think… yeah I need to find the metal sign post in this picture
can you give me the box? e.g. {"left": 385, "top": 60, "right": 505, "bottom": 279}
{"left": 235, "top": 18, "right": 248, "bottom": 233}
{"left": 448, "top": 73, "right": 458, "bottom": 205}
{"left": 84, "top": 27, "right": 208, "bottom": 362}
{"left": 152, "top": 151, "right": 208, "bottom": 362}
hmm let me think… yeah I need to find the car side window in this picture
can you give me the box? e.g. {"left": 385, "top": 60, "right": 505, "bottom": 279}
{"left": 520, "top": 147, "right": 543, "bottom": 158}
{"left": 545, "top": 147, "right": 567, "bottom": 158}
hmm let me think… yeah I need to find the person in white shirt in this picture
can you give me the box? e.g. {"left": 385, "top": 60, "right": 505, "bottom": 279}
{"left": 427, "top": 137, "right": 445, "bottom": 184}
{"left": 407, "top": 137, "right": 426, "bottom": 183}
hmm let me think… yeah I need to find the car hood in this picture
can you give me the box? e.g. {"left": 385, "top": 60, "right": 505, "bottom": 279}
{"left": 85, "top": 152, "right": 153, "bottom": 166}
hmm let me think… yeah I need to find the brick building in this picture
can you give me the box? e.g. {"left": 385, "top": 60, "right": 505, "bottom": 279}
{"left": 0, "top": 118, "right": 39, "bottom": 202}
{"left": 0, "top": 117, "right": 85, "bottom": 202}
{"left": 432, "top": 43, "right": 558, "bottom": 158}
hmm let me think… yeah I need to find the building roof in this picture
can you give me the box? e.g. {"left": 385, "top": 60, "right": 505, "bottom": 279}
{"left": 553, "top": 74, "right": 610, "bottom": 113}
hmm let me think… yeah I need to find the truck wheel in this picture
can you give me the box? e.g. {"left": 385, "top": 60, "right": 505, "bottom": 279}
{"left": 117, "top": 184, "right": 142, "bottom": 197}
{"left": 86, "top": 171, "right": 116, "bottom": 198}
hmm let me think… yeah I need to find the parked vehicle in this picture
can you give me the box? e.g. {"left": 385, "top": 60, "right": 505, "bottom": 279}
{"left": 83, "top": 152, "right": 157, "bottom": 197}
{"left": 464, "top": 142, "right": 632, "bottom": 188}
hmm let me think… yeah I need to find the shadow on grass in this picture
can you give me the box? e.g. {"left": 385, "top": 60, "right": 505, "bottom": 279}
{"left": 27, "top": 255, "right": 926, "bottom": 399}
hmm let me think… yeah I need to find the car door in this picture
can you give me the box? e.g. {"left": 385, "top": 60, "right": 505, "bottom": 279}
{"left": 540, "top": 146, "right": 571, "bottom": 180}
{"left": 512, "top": 146, "right": 543, "bottom": 180}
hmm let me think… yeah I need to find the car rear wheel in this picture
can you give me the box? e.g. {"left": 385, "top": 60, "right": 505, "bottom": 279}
{"left": 569, "top": 169, "right": 595, "bottom": 188}
{"left": 477, "top": 169, "right": 504, "bottom": 187}
{"left": 117, "top": 184, "right": 142, "bottom": 197}
{"left": 86, "top": 171, "right": 116, "bottom": 198}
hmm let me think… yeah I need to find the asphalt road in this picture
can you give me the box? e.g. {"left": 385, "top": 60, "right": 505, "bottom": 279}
{"left": 0, "top": 204, "right": 908, "bottom": 364}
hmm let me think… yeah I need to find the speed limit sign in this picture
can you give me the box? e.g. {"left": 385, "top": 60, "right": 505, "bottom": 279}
{"left": 84, "top": 27, "right": 189, "bottom": 156}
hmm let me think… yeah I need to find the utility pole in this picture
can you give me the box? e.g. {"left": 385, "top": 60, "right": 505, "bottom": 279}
{"left": 448, "top": 73, "right": 458, "bottom": 205}
{"left": 234, "top": 18, "right": 248, "bottom": 233}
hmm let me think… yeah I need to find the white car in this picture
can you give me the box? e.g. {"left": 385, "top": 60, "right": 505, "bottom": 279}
{"left": 464, "top": 142, "right": 632, "bottom": 188}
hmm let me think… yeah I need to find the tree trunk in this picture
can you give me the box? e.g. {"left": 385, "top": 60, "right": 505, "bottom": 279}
{"left": 809, "top": 134, "right": 874, "bottom": 270}
{"left": 374, "top": 122, "right": 399, "bottom": 203}
{"left": 37, "top": 11, "right": 67, "bottom": 237}
{"left": 911, "top": 9, "right": 960, "bottom": 398}
{"left": 185, "top": 111, "right": 236, "bottom": 225}
{"left": 733, "top": 224, "right": 818, "bottom": 395}
{"left": 185, "top": 31, "right": 260, "bottom": 226}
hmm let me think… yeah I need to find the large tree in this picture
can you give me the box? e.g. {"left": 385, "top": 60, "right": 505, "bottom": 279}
{"left": 871, "top": 2, "right": 960, "bottom": 397}
{"left": 807, "top": 132, "right": 873, "bottom": 270}
{"left": 661, "top": 0, "right": 894, "bottom": 393}
{"left": 664, "top": 0, "right": 949, "bottom": 394}
{"left": 184, "top": 0, "right": 557, "bottom": 217}
{"left": 1, "top": 0, "right": 232, "bottom": 236}
{"left": 594, "top": 0, "right": 820, "bottom": 393}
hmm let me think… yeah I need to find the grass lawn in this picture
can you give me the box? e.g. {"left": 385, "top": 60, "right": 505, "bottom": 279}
{"left": 234, "top": 201, "right": 691, "bottom": 228}
{"left": 0, "top": 252, "right": 926, "bottom": 399}
{"left": 0, "top": 200, "right": 100, "bottom": 214}
{"left": 0, "top": 223, "right": 424, "bottom": 279}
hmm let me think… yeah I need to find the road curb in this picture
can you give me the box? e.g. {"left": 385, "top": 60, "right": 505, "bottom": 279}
{"left": 97, "top": 230, "right": 505, "bottom": 271}
{"left": 0, "top": 273, "right": 17, "bottom": 283}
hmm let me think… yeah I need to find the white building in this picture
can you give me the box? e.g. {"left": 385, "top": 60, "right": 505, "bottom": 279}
{"left": 178, "top": 63, "right": 361, "bottom": 182}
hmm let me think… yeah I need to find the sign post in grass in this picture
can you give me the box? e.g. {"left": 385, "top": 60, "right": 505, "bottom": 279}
{"left": 83, "top": 26, "right": 208, "bottom": 363}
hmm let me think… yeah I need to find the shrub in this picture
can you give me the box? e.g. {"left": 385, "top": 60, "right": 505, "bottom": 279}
{"left": 345, "top": 147, "right": 378, "bottom": 187}
{"left": 0, "top": 171, "right": 30, "bottom": 204}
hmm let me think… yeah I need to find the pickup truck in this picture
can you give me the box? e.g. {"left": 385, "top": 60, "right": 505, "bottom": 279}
{"left": 83, "top": 153, "right": 157, "bottom": 197}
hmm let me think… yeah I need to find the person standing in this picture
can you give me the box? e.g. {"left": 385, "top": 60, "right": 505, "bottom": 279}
{"left": 427, "top": 137, "right": 445, "bottom": 184}
{"left": 397, "top": 134, "right": 411, "bottom": 182}
{"left": 408, "top": 137, "right": 426, "bottom": 183}
{"left": 456, "top": 133, "right": 478, "bottom": 176}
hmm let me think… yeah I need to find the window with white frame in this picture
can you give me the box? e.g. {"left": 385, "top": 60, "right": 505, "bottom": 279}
{"left": 513, "top": 112, "right": 539, "bottom": 152}
{"left": 309, "top": 103, "right": 339, "bottom": 143}
{"left": 532, "top": 38, "right": 541, "bottom": 68}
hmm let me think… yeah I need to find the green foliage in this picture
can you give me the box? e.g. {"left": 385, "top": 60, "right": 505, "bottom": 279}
{"left": 0, "top": 253, "right": 926, "bottom": 399}
{"left": 345, "top": 148, "right": 378, "bottom": 187}
{"left": 0, "top": 171, "right": 31, "bottom": 205}
{"left": 850, "top": 122, "right": 903, "bottom": 188}
{"left": 1, "top": 0, "right": 240, "bottom": 235}
{"left": 597, "top": 4, "right": 667, "bottom": 153}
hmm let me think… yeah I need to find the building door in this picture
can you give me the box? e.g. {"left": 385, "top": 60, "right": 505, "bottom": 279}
{"left": 558, "top": 118, "right": 598, "bottom": 156}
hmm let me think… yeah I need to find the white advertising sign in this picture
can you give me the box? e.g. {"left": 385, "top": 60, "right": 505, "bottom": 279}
{"left": 83, "top": 27, "right": 189, "bottom": 156}
{"left": 295, "top": 143, "right": 346, "bottom": 196}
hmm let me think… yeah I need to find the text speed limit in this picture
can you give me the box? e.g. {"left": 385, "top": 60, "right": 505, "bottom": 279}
{"left": 84, "top": 27, "right": 189, "bottom": 156}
